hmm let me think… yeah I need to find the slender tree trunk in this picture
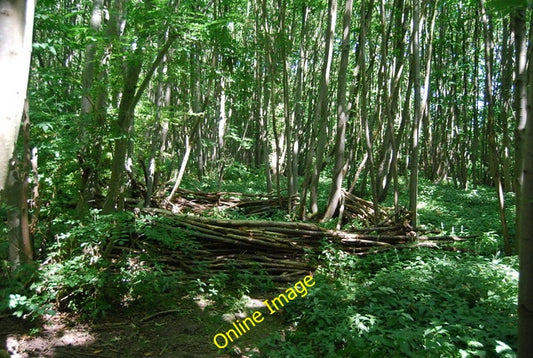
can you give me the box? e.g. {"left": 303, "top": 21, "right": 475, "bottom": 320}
{"left": 358, "top": 0, "right": 379, "bottom": 223}
{"left": 76, "top": 0, "right": 106, "bottom": 213}
{"left": 500, "top": 17, "right": 513, "bottom": 192}
{"left": 103, "top": 32, "right": 176, "bottom": 212}
{"left": 260, "top": 65, "right": 273, "bottom": 193}
{"left": 20, "top": 101, "right": 32, "bottom": 260}
{"left": 145, "top": 46, "right": 171, "bottom": 207}
{"left": 375, "top": 0, "right": 393, "bottom": 203}
{"left": 191, "top": 48, "right": 205, "bottom": 180}
{"left": 290, "top": 5, "right": 309, "bottom": 214}
{"left": 480, "top": 0, "right": 511, "bottom": 255}
{"left": 280, "top": 0, "right": 296, "bottom": 201}
{"left": 103, "top": 50, "right": 143, "bottom": 213}
{"left": 375, "top": 0, "right": 407, "bottom": 204}
{"left": 420, "top": 2, "right": 437, "bottom": 181}
{"left": 512, "top": 8, "right": 527, "bottom": 249}
{"left": 309, "top": 0, "right": 337, "bottom": 216}
{"left": 7, "top": 101, "right": 33, "bottom": 265}
{"left": 409, "top": 0, "right": 422, "bottom": 227}
{"left": 472, "top": 14, "right": 481, "bottom": 188}
{"left": 323, "top": 0, "right": 353, "bottom": 221}
{"left": 217, "top": 76, "right": 227, "bottom": 161}
{"left": 168, "top": 133, "right": 192, "bottom": 201}
{"left": 7, "top": 157, "right": 24, "bottom": 266}
{"left": 167, "top": 114, "right": 203, "bottom": 200}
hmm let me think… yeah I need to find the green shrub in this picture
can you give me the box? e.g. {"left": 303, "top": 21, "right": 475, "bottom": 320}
{"left": 3, "top": 210, "right": 195, "bottom": 319}
{"left": 257, "top": 248, "right": 517, "bottom": 357}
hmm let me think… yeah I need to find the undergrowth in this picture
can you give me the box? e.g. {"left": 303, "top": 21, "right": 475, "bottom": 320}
{"left": 1, "top": 171, "right": 519, "bottom": 357}
{"left": 255, "top": 248, "right": 517, "bottom": 357}
{"left": 251, "top": 176, "right": 519, "bottom": 357}
{"left": 0, "top": 209, "right": 273, "bottom": 319}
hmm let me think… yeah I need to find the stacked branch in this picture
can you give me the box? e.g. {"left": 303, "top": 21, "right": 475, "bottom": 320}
{"left": 140, "top": 208, "right": 476, "bottom": 282}
{"left": 341, "top": 189, "right": 409, "bottom": 228}
{"left": 156, "top": 188, "right": 299, "bottom": 216}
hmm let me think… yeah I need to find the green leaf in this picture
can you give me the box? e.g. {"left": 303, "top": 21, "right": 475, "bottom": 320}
{"left": 495, "top": 340, "right": 512, "bottom": 353}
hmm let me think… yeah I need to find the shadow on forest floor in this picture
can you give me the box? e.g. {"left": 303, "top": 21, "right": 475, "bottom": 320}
{"left": 0, "top": 295, "right": 284, "bottom": 358}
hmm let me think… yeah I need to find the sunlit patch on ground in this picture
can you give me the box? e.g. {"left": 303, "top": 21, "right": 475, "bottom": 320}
{"left": 3, "top": 314, "right": 96, "bottom": 357}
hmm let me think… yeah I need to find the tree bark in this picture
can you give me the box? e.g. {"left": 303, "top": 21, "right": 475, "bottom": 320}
{"left": 0, "top": 0, "right": 35, "bottom": 193}
{"left": 7, "top": 101, "right": 33, "bottom": 265}
{"left": 103, "top": 32, "right": 176, "bottom": 212}
{"left": 102, "top": 49, "right": 143, "bottom": 213}
{"left": 323, "top": 0, "right": 353, "bottom": 221}
{"left": 145, "top": 45, "right": 171, "bottom": 207}
{"left": 500, "top": 17, "right": 513, "bottom": 192}
{"left": 309, "top": 0, "right": 337, "bottom": 216}
{"left": 480, "top": 0, "right": 511, "bottom": 255}
{"left": 280, "top": 0, "right": 297, "bottom": 201}
{"left": 512, "top": 8, "right": 527, "bottom": 251}
{"left": 76, "top": 0, "right": 106, "bottom": 213}
{"left": 409, "top": 0, "right": 421, "bottom": 227}
{"left": 472, "top": 13, "right": 481, "bottom": 188}
{"left": 518, "top": 8, "right": 533, "bottom": 354}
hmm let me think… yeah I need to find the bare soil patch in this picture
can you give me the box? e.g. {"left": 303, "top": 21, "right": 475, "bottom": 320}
{"left": 1, "top": 297, "right": 285, "bottom": 358}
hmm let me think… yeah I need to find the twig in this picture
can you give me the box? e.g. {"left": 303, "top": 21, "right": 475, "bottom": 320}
{"left": 140, "top": 309, "right": 181, "bottom": 323}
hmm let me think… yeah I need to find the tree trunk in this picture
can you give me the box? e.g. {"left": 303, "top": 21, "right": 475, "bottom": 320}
{"left": 103, "top": 32, "right": 176, "bottom": 212}
{"left": 323, "top": 0, "right": 353, "bottom": 221}
{"left": 76, "top": 0, "right": 106, "bottom": 213}
{"left": 309, "top": 0, "right": 337, "bottom": 216}
{"left": 358, "top": 0, "right": 379, "bottom": 223}
{"left": 512, "top": 8, "right": 527, "bottom": 250}
{"left": 145, "top": 46, "right": 171, "bottom": 207}
{"left": 518, "top": 9, "right": 533, "bottom": 353}
{"left": 409, "top": 0, "right": 422, "bottom": 227}
{"left": 102, "top": 50, "right": 143, "bottom": 213}
{"left": 480, "top": 0, "right": 511, "bottom": 256}
{"left": 280, "top": 0, "right": 296, "bottom": 201}
{"left": 190, "top": 47, "right": 205, "bottom": 179}
{"left": 168, "top": 133, "right": 192, "bottom": 201}
{"left": 500, "top": 17, "right": 513, "bottom": 192}
{"left": 7, "top": 102, "right": 33, "bottom": 266}
{"left": 0, "top": 0, "right": 35, "bottom": 193}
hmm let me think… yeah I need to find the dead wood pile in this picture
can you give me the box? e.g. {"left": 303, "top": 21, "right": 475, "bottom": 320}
{"left": 158, "top": 188, "right": 299, "bottom": 216}
{"left": 341, "top": 189, "right": 409, "bottom": 227}
{"left": 142, "top": 204, "right": 475, "bottom": 282}
{"left": 159, "top": 187, "right": 408, "bottom": 227}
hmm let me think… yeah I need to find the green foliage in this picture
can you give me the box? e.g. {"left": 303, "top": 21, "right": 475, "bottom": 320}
{"left": 0, "top": 264, "right": 46, "bottom": 319}
{"left": 381, "top": 179, "right": 516, "bottom": 256}
{"left": 487, "top": 0, "right": 531, "bottom": 13}
{"left": 191, "top": 264, "right": 274, "bottom": 313}
{"left": 256, "top": 248, "right": 517, "bottom": 357}
{"left": 136, "top": 213, "right": 200, "bottom": 253}
{"left": 2, "top": 210, "right": 195, "bottom": 319}
{"left": 2, "top": 206, "right": 278, "bottom": 319}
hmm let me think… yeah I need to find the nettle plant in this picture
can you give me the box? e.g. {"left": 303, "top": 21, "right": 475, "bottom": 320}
{"left": 5, "top": 210, "right": 195, "bottom": 319}
{"left": 256, "top": 249, "right": 517, "bottom": 358}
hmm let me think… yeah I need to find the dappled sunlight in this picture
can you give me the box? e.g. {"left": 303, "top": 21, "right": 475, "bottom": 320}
{"left": 194, "top": 293, "right": 266, "bottom": 313}
{"left": 256, "top": 249, "right": 518, "bottom": 356}
{"left": 3, "top": 315, "right": 97, "bottom": 357}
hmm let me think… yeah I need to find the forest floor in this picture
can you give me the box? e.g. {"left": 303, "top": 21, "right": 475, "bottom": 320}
{"left": 1, "top": 179, "right": 519, "bottom": 357}
{"left": 1, "top": 292, "right": 285, "bottom": 357}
